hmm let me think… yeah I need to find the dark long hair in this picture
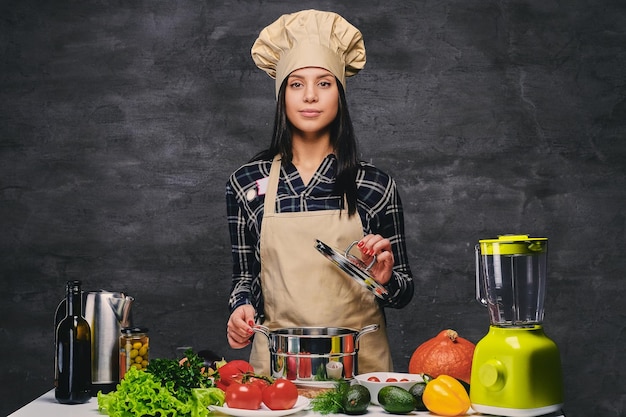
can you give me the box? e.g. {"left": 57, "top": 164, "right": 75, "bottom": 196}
{"left": 251, "top": 77, "right": 359, "bottom": 215}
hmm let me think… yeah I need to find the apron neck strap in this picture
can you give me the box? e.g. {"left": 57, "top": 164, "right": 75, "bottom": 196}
{"left": 264, "top": 155, "right": 282, "bottom": 216}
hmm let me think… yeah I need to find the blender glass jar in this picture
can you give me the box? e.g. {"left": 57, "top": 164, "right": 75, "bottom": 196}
{"left": 476, "top": 235, "right": 548, "bottom": 326}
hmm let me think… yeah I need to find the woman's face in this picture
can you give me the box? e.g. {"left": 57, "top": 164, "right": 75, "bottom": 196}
{"left": 284, "top": 67, "right": 339, "bottom": 137}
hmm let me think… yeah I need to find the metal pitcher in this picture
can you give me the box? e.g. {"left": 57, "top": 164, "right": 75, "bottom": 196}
{"left": 55, "top": 289, "right": 134, "bottom": 395}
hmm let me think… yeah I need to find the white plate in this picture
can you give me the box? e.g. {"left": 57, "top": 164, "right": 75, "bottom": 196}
{"left": 209, "top": 396, "right": 310, "bottom": 417}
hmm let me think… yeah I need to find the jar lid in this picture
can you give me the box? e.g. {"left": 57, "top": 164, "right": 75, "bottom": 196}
{"left": 121, "top": 326, "right": 149, "bottom": 334}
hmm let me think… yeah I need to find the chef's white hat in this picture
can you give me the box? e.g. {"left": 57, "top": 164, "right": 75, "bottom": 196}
{"left": 251, "top": 9, "right": 366, "bottom": 97}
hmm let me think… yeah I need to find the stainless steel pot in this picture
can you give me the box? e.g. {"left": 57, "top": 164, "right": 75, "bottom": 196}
{"left": 253, "top": 324, "right": 378, "bottom": 380}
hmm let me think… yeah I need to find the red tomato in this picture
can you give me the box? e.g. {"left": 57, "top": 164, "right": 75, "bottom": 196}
{"left": 225, "top": 382, "right": 263, "bottom": 410}
{"left": 400, "top": 378, "right": 409, "bottom": 381}
{"left": 217, "top": 360, "right": 255, "bottom": 390}
{"left": 368, "top": 376, "right": 381, "bottom": 382}
{"left": 386, "top": 377, "right": 398, "bottom": 382}
{"left": 262, "top": 378, "right": 298, "bottom": 410}
{"left": 247, "top": 376, "right": 271, "bottom": 392}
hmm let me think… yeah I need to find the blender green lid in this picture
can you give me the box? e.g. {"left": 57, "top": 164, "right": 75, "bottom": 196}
{"left": 478, "top": 234, "right": 547, "bottom": 255}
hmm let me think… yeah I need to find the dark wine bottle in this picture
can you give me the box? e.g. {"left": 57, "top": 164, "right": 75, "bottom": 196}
{"left": 54, "top": 280, "right": 92, "bottom": 404}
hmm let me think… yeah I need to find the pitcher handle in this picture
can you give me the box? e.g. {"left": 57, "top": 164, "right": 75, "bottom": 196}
{"left": 475, "top": 244, "right": 488, "bottom": 307}
{"left": 54, "top": 299, "right": 64, "bottom": 328}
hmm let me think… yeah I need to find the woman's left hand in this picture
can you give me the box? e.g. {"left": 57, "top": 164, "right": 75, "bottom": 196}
{"left": 357, "top": 234, "right": 394, "bottom": 285}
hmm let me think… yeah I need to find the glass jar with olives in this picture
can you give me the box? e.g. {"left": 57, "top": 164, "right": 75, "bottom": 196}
{"left": 119, "top": 327, "right": 149, "bottom": 379}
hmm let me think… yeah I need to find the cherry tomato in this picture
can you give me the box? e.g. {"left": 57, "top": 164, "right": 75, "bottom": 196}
{"left": 386, "top": 377, "right": 398, "bottom": 382}
{"left": 217, "top": 360, "right": 255, "bottom": 390}
{"left": 225, "top": 382, "right": 263, "bottom": 410}
{"left": 262, "top": 378, "right": 298, "bottom": 410}
{"left": 367, "top": 376, "right": 381, "bottom": 382}
{"left": 400, "top": 378, "right": 409, "bottom": 382}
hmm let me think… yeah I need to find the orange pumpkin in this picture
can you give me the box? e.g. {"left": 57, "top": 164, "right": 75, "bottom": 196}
{"left": 408, "top": 329, "right": 475, "bottom": 383}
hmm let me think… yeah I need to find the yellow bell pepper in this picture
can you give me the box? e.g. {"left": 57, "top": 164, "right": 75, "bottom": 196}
{"left": 422, "top": 374, "right": 471, "bottom": 416}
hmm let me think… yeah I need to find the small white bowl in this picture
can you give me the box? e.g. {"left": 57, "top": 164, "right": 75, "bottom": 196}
{"left": 354, "top": 372, "right": 423, "bottom": 405}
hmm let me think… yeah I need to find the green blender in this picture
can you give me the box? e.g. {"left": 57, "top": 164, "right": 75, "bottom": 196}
{"left": 471, "top": 235, "right": 563, "bottom": 417}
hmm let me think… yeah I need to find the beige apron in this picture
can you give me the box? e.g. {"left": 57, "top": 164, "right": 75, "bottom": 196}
{"left": 250, "top": 155, "right": 392, "bottom": 376}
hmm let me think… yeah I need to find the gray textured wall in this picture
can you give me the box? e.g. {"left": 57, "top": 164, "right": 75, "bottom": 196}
{"left": 1, "top": 0, "right": 625, "bottom": 416}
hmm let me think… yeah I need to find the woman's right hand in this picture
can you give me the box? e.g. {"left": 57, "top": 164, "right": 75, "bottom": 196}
{"left": 227, "top": 304, "right": 256, "bottom": 348}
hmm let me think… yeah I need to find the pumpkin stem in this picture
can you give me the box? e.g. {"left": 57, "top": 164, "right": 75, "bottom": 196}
{"left": 445, "top": 329, "right": 459, "bottom": 342}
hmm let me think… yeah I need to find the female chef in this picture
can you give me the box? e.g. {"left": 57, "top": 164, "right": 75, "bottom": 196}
{"left": 225, "top": 9, "right": 414, "bottom": 375}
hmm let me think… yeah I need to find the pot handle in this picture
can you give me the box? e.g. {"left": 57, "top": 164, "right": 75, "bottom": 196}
{"left": 355, "top": 324, "right": 379, "bottom": 343}
{"left": 252, "top": 324, "right": 270, "bottom": 340}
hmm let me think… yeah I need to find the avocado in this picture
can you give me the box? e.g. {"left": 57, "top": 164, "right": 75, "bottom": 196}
{"left": 408, "top": 381, "right": 428, "bottom": 411}
{"left": 377, "top": 386, "right": 417, "bottom": 414}
{"left": 343, "top": 384, "right": 371, "bottom": 415}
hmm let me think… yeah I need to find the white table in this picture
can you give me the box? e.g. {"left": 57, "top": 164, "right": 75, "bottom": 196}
{"left": 8, "top": 390, "right": 101, "bottom": 417}
{"left": 9, "top": 389, "right": 566, "bottom": 417}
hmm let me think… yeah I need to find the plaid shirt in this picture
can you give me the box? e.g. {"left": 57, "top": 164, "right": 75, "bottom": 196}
{"left": 226, "top": 154, "right": 414, "bottom": 319}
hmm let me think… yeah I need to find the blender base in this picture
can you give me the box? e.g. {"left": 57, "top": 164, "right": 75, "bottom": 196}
{"left": 472, "top": 402, "right": 563, "bottom": 417}
{"left": 470, "top": 326, "right": 563, "bottom": 417}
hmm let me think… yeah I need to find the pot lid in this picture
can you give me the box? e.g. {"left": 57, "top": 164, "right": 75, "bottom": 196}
{"left": 314, "top": 239, "right": 389, "bottom": 300}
